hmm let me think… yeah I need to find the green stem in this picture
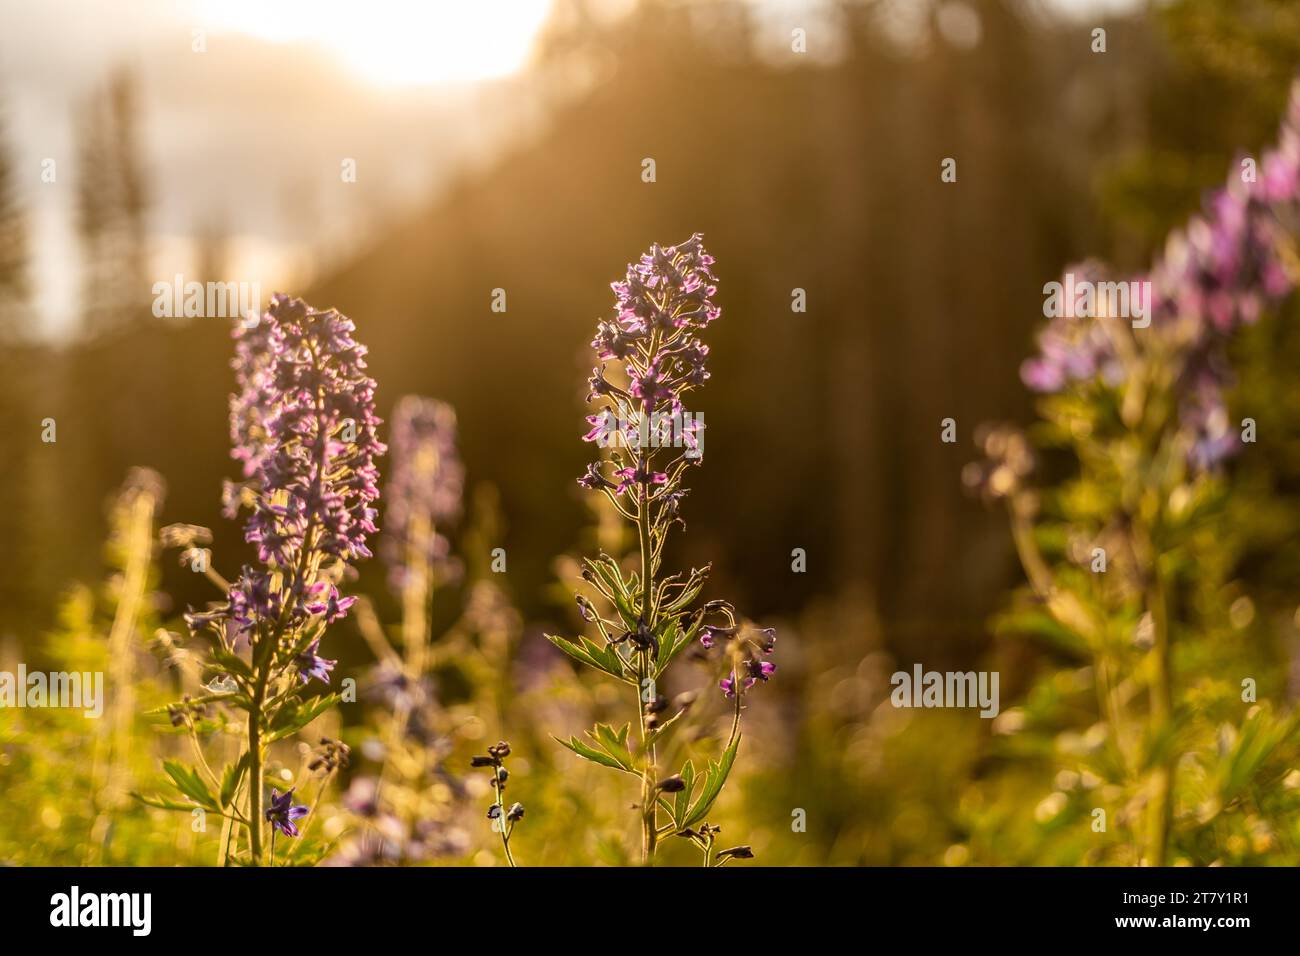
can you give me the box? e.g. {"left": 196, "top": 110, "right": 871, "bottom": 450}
{"left": 492, "top": 772, "right": 517, "bottom": 867}
{"left": 247, "top": 687, "right": 265, "bottom": 865}
{"left": 1145, "top": 564, "right": 1174, "bottom": 866}
{"left": 637, "top": 472, "right": 658, "bottom": 865}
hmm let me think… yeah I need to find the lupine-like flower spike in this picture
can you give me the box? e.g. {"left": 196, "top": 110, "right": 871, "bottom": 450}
{"left": 200, "top": 293, "right": 385, "bottom": 645}
{"left": 383, "top": 395, "right": 464, "bottom": 591}
{"left": 552, "top": 235, "right": 774, "bottom": 867}
{"left": 580, "top": 233, "right": 718, "bottom": 496}
{"left": 1022, "top": 79, "right": 1300, "bottom": 470}
{"left": 173, "top": 292, "right": 384, "bottom": 866}
{"left": 327, "top": 395, "right": 469, "bottom": 867}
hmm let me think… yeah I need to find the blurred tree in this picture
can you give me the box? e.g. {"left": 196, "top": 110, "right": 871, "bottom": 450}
{"left": 77, "top": 68, "right": 149, "bottom": 338}
{"left": 0, "top": 107, "right": 29, "bottom": 342}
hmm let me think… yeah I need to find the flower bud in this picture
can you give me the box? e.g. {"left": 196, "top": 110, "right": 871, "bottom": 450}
{"left": 717, "top": 845, "right": 754, "bottom": 860}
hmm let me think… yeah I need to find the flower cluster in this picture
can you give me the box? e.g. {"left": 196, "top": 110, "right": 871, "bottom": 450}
{"left": 708, "top": 626, "right": 777, "bottom": 698}
{"left": 205, "top": 293, "right": 385, "bottom": 643}
{"left": 580, "top": 233, "right": 717, "bottom": 493}
{"left": 1022, "top": 81, "right": 1300, "bottom": 470}
{"left": 983, "top": 85, "right": 1300, "bottom": 868}
{"left": 1019, "top": 260, "right": 1122, "bottom": 394}
{"left": 472, "top": 741, "right": 522, "bottom": 866}
{"left": 382, "top": 395, "right": 464, "bottom": 590}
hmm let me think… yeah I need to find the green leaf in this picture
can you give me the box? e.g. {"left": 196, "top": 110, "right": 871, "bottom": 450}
{"left": 210, "top": 650, "right": 253, "bottom": 682}
{"left": 556, "top": 735, "right": 636, "bottom": 774}
{"left": 546, "top": 634, "right": 632, "bottom": 683}
{"left": 580, "top": 636, "right": 632, "bottom": 682}
{"left": 587, "top": 556, "right": 640, "bottom": 628}
{"left": 162, "top": 760, "right": 219, "bottom": 811}
{"left": 555, "top": 723, "right": 638, "bottom": 775}
{"left": 219, "top": 753, "right": 251, "bottom": 808}
{"left": 655, "top": 615, "right": 700, "bottom": 672}
{"left": 672, "top": 759, "right": 697, "bottom": 827}
{"left": 266, "top": 694, "right": 339, "bottom": 743}
{"left": 684, "top": 735, "right": 740, "bottom": 827}
{"left": 131, "top": 791, "right": 206, "bottom": 813}
{"left": 593, "top": 722, "right": 634, "bottom": 766}
{"left": 546, "top": 633, "right": 600, "bottom": 669}
{"left": 146, "top": 690, "right": 241, "bottom": 716}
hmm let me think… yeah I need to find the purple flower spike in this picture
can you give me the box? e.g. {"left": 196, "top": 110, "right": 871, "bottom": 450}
{"left": 581, "top": 234, "right": 720, "bottom": 493}
{"left": 1022, "top": 79, "right": 1300, "bottom": 472}
{"left": 561, "top": 237, "right": 774, "bottom": 865}
{"left": 215, "top": 294, "right": 385, "bottom": 639}
{"left": 382, "top": 395, "right": 464, "bottom": 592}
{"left": 266, "top": 788, "right": 310, "bottom": 837}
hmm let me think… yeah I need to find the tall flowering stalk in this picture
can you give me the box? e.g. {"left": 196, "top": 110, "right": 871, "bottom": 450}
{"left": 333, "top": 395, "right": 475, "bottom": 866}
{"left": 383, "top": 396, "right": 464, "bottom": 667}
{"left": 551, "top": 234, "right": 775, "bottom": 865}
{"left": 153, "top": 294, "right": 384, "bottom": 865}
{"left": 971, "top": 82, "right": 1300, "bottom": 865}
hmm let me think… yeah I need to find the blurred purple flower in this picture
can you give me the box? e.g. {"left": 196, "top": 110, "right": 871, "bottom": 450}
{"left": 1023, "top": 81, "right": 1300, "bottom": 472}
{"left": 382, "top": 395, "right": 464, "bottom": 592}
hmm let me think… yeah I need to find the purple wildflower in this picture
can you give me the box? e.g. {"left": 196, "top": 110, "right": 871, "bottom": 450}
{"left": 382, "top": 396, "right": 464, "bottom": 591}
{"left": 579, "top": 234, "right": 719, "bottom": 494}
{"left": 295, "top": 637, "right": 337, "bottom": 685}
{"left": 558, "top": 236, "right": 773, "bottom": 865}
{"left": 202, "top": 294, "right": 385, "bottom": 641}
{"left": 712, "top": 627, "right": 779, "bottom": 699}
{"left": 745, "top": 658, "right": 777, "bottom": 684}
{"left": 720, "top": 661, "right": 777, "bottom": 699}
{"left": 266, "top": 788, "right": 310, "bottom": 837}
{"left": 613, "top": 463, "right": 668, "bottom": 495}
{"left": 1022, "top": 80, "right": 1300, "bottom": 472}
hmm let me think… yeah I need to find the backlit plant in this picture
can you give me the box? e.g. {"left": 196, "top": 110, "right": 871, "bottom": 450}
{"left": 143, "top": 294, "right": 383, "bottom": 866}
{"left": 967, "top": 83, "right": 1300, "bottom": 865}
{"left": 550, "top": 234, "right": 775, "bottom": 865}
{"left": 331, "top": 395, "right": 475, "bottom": 866}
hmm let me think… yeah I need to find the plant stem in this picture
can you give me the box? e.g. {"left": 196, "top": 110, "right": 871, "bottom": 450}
{"left": 1145, "top": 564, "right": 1174, "bottom": 866}
{"left": 247, "top": 666, "right": 268, "bottom": 865}
{"left": 637, "top": 469, "right": 658, "bottom": 865}
{"left": 492, "top": 772, "right": 517, "bottom": 867}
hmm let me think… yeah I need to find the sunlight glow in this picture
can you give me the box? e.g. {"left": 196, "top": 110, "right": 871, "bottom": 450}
{"left": 197, "top": 0, "right": 554, "bottom": 87}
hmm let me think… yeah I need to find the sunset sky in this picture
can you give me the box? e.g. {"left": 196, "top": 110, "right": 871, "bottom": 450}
{"left": 0, "top": 0, "right": 1135, "bottom": 339}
